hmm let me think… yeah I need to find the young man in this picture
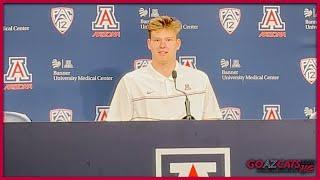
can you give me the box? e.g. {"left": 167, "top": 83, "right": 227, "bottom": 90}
{"left": 107, "top": 16, "right": 222, "bottom": 121}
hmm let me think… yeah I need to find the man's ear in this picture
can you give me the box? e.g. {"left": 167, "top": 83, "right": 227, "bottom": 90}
{"left": 147, "top": 39, "right": 151, "bottom": 50}
{"left": 177, "top": 38, "right": 181, "bottom": 50}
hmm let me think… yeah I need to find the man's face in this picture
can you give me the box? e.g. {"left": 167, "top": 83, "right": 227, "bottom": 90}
{"left": 147, "top": 28, "right": 181, "bottom": 64}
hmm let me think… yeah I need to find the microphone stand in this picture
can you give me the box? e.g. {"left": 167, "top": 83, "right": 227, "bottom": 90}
{"left": 183, "top": 96, "right": 194, "bottom": 120}
{"left": 172, "top": 70, "right": 195, "bottom": 120}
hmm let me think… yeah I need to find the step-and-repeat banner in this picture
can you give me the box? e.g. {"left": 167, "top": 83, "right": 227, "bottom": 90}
{"left": 4, "top": 4, "right": 317, "bottom": 122}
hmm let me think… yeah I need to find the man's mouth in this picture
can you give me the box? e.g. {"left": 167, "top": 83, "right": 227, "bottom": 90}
{"left": 158, "top": 51, "right": 168, "bottom": 55}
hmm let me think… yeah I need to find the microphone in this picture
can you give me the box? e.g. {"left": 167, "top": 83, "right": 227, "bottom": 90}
{"left": 172, "top": 70, "right": 195, "bottom": 120}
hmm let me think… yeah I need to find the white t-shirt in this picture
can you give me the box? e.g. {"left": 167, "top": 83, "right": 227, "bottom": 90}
{"left": 107, "top": 62, "right": 222, "bottom": 121}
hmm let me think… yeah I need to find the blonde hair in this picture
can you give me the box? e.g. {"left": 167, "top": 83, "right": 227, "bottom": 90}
{"left": 147, "top": 16, "right": 182, "bottom": 39}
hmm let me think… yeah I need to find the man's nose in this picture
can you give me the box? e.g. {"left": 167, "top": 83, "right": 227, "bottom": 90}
{"left": 159, "top": 40, "right": 166, "bottom": 48}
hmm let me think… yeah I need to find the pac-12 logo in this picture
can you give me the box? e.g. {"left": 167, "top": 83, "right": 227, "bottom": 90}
{"left": 51, "top": 7, "right": 74, "bottom": 34}
{"left": 258, "top": 6, "right": 286, "bottom": 38}
{"left": 50, "top": 109, "right": 73, "bottom": 122}
{"left": 155, "top": 147, "right": 231, "bottom": 177}
{"left": 134, "top": 59, "right": 151, "bottom": 70}
{"left": 219, "top": 8, "right": 241, "bottom": 35}
{"left": 95, "top": 106, "right": 109, "bottom": 122}
{"left": 92, "top": 5, "right": 120, "bottom": 38}
{"left": 179, "top": 56, "right": 197, "bottom": 69}
{"left": 4, "top": 57, "right": 33, "bottom": 91}
{"left": 221, "top": 107, "right": 241, "bottom": 120}
{"left": 262, "top": 105, "right": 281, "bottom": 120}
{"left": 300, "top": 58, "right": 316, "bottom": 84}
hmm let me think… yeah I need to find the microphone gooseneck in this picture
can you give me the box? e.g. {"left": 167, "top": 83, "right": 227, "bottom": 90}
{"left": 172, "top": 70, "right": 195, "bottom": 120}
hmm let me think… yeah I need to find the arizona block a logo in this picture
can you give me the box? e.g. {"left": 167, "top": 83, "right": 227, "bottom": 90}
{"left": 4, "top": 57, "right": 33, "bottom": 91}
{"left": 95, "top": 106, "right": 109, "bottom": 122}
{"left": 262, "top": 105, "right": 281, "bottom": 120}
{"left": 258, "top": 6, "right": 286, "bottom": 38}
{"left": 155, "top": 148, "right": 231, "bottom": 177}
{"left": 92, "top": 5, "right": 120, "bottom": 38}
{"left": 179, "top": 56, "right": 197, "bottom": 69}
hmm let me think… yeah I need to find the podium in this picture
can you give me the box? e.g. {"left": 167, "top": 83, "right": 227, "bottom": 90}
{"left": 4, "top": 120, "right": 315, "bottom": 176}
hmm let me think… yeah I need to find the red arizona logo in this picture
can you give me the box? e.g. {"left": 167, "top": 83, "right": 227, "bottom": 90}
{"left": 95, "top": 106, "right": 109, "bottom": 122}
{"left": 258, "top": 6, "right": 286, "bottom": 38}
{"left": 92, "top": 5, "right": 120, "bottom": 38}
{"left": 179, "top": 56, "right": 197, "bottom": 69}
{"left": 4, "top": 57, "right": 33, "bottom": 91}
{"left": 262, "top": 105, "right": 281, "bottom": 120}
{"left": 155, "top": 148, "right": 231, "bottom": 177}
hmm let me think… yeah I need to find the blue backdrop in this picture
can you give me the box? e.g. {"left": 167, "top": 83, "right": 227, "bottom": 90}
{"left": 4, "top": 4, "right": 317, "bottom": 122}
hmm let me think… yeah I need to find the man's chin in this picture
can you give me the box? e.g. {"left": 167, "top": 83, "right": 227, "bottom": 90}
{"left": 152, "top": 56, "right": 175, "bottom": 63}
{"left": 158, "top": 59, "right": 176, "bottom": 65}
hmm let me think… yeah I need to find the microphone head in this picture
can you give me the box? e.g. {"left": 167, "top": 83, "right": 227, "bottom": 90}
{"left": 172, "top": 70, "right": 177, "bottom": 79}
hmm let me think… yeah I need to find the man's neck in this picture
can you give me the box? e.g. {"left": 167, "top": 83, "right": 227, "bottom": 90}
{"left": 151, "top": 59, "right": 176, "bottom": 78}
